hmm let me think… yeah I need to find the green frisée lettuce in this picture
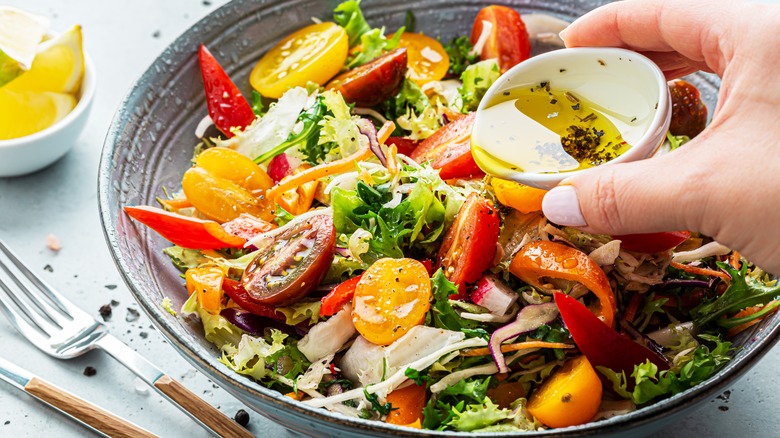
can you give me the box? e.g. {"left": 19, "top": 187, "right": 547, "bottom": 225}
{"left": 598, "top": 335, "right": 732, "bottom": 405}
{"left": 316, "top": 90, "right": 361, "bottom": 160}
{"left": 347, "top": 26, "right": 404, "bottom": 68}
{"left": 275, "top": 299, "right": 322, "bottom": 326}
{"left": 333, "top": 0, "right": 371, "bottom": 47}
{"left": 396, "top": 106, "right": 441, "bottom": 140}
{"left": 163, "top": 246, "right": 206, "bottom": 271}
{"left": 459, "top": 59, "right": 499, "bottom": 112}
{"left": 429, "top": 270, "right": 480, "bottom": 332}
{"left": 181, "top": 293, "right": 243, "bottom": 349}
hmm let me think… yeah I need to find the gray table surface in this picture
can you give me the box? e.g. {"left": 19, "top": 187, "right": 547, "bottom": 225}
{"left": 0, "top": 1, "right": 778, "bottom": 437}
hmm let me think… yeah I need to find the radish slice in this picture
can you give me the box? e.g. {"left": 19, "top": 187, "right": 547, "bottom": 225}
{"left": 267, "top": 153, "right": 301, "bottom": 184}
{"left": 488, "top": 302, "right": 559, "bottom": 373}
{"left": 472, "top": 274, "right": 518, "bottom": 316}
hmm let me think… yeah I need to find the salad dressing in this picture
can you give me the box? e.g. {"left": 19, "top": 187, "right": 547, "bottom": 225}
{"left": 472, "top": 83, "right": 653, "bottom": 174}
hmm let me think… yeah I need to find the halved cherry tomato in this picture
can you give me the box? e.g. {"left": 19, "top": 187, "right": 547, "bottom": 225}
{"left": 182, "top": 166, "right": 272, "bottom": 223}
{"left": 435, "top": 193, "right": 501, "bottom": 294}
{"left": 490, "top": 177, "right": 547, "bottom": 213}
{"left": 471, "top": 6, "right": 531, "bottom": 73}
{"left": 526, "top": 355, "right": 602, "bottom": 428}
{"left": 124, "top": 205, "right": 245, "bottom": 250}
{"left": 385, "top": 383, "right": 426, "bottom": 426}
{"left": 186, "top": 264, "right": 227, "bottom": 314}
{"left": 510, "top": 240, "right": 616, "bottom": 327}
{"left": 195, "top": 147, "right": 273, "bottom": 193}
{"left": 320, "top": 274, "right": 362, "bottom": 317}
{"left": 327, "top": 48, "right": 408, "bottom": 107}
{"left": 393, "top": 32, "right": 449, "bottom": 85}
{"left": 613, "top": 231, "right": 691, "bottom": 253}
{"left": 669, "top": 79, "right": 707, "bottom": 139}
{"left": 242, "top": 215, "right": 336, "bottom": 306}
{"left": 222, "top": 214, "right": 276, "bottom": 241}
{"left": 352, "top": 258, "right": 432, "bottom": 345}
{"left": 222, "top": 278, "right": 285, "bottom": 321}
{"left": 385, "top": 137, "right": 420, "bottom": 156}
{"left": 198, "top": 45, "right": 255, "bottom": 137}
{"left": 487, "top": 380, "right": 526, "bottom": 409}
{"left": 250, "top": 22, "right": 349, "bottom": 98}
{"left": 410, "top": 112, "right": 483, "bottom": 180}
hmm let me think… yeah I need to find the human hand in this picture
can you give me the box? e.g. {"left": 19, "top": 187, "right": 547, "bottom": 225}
{"left": 541, "top": 0, "right": 780, "bottom": 274}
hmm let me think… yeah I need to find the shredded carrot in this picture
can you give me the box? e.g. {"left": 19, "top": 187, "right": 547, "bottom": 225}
{"left": 460, "top": 341, "right": 575, "bottom": 357}
{"left": 386, "top": 143, "right": 399, "bottom": 175}
{"left": 670, "top": 261, "right": 731, "bottom": 283}
{"left": 285, "top": 391, "right": 304, "bottom": 401}
{"left": 729, "top": 251, "right": 741, "bottom": 269}
{"left": 157, "top": 197, "right": 192, "bottom": 210}
{"left": 727, "top": 301, "right": 779, "bottom": 338}
{"left": 623, "top": 293, "right": 643, "bottom": 323}
{"left": 265, "top": 121, "right": 396, "bottom": 203}
{"left": 377, "top": 120, "right": 395, "bottom": 144}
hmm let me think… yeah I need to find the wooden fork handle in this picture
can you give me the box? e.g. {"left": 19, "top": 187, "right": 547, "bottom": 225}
{"left": 24, "top": 377, "right": 157, "bottom": 438}
{"left": 153, "top": 374, "right": 253, "bottom": 438}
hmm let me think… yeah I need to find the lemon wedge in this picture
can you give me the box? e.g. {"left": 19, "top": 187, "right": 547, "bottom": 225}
{"left": 0, "top": 6, "right": 50, "bottom": 87}
{"left": 0, "top": 89, "right": 76, "bottom": 140}
{"left": 4, "top": 25, "right": 84, "bottom": 94}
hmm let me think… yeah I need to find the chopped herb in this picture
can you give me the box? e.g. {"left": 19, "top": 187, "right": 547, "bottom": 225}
{"left": 364, "top": 388, "right": 395, "bottom": 415}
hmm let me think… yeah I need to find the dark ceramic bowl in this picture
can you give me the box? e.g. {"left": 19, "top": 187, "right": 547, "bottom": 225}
{"left": 98, "top": 0, "right": 780, "bottom": 436}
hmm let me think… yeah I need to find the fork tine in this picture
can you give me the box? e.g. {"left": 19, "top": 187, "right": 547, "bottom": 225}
{"left": 0, "top": 282, "right": 51, "bottom": 345}
{"left": 0, "top": 239, "right": 78, "bottom": 320}
{"left": 0, "top": 257, "right": 70, "bottom": 328}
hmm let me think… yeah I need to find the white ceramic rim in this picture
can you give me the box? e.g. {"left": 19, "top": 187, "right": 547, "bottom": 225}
{"left": 476, "top": 47, "right": 670, "bottom": 187}
{"left": 0, "top": 52, "right": 97, "bottom": 149}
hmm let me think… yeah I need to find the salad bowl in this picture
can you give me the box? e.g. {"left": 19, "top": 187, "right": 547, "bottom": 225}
{"left": 98, "top": 0, "right": 780, "bottom": 436}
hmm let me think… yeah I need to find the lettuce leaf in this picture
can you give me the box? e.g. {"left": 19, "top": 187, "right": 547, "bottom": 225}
{"left": 275, "top": 299, "right": 321, "bottom": 325}
{"left": 333, "top": 0, "right": 371, "bottom": 47}
{"left": 429, "top": 270, "right": 480, "bottom": 332}
{"left": 348, "top": 27, "right": 404, "bottom": 68}
{"left": 450, "top": 398, "right": 512, "bottom": 431}
{"left": 181, "top": 292, "right": 243, "bottom": 350}
{"left": 459, "top": 59, "right": 500, "bottom": 112}
{"left": 163, "top": 246, "right": 206, "bottom": 272}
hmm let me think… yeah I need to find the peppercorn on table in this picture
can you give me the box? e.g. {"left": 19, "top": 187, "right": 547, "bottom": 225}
{"left": 0, "top": 1, "right": 778, "bottom": 437}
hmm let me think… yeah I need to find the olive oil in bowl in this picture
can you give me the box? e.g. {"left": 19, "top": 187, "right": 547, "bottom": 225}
{"left": 472, "top": 82, "right": 653, "bottom": 175}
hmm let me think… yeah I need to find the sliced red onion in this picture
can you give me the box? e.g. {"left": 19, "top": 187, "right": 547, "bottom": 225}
{"left": 489, "top": 302, "right": 559, "bottom": 373}
{"left": 334, "top": 246, "right": 351, "bottom": 258}
{"left": 472, "top": 274, "right": 518, "bottom": 316}
{"left": 356, "top": 118, "right": 385, "bottom": 166}
{"left": 220, "top": 308, "right": 306, "bottom": 337}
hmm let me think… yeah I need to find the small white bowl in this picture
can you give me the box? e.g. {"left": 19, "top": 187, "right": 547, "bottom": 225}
{"left": 472, "top": 47, "right": 670, "bottom": 190}
{"left": 0, "top": 53, "right": 96, "bottom": 177}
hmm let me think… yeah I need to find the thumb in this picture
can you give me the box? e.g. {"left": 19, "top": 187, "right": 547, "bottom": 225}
{"left": 541, "top": 151, "right": 702, "bottom": 235}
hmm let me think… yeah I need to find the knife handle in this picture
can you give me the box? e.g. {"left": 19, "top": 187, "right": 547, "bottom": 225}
{"left": 153, "top": 374, "right": 253, "bottom": 438}
{"left": 24, "top": 376, "right": 157, "bottom": 438}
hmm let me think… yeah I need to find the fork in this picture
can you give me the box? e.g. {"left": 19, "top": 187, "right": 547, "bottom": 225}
{"left": 0, "top": 239, "right": 252, "bottom": 438}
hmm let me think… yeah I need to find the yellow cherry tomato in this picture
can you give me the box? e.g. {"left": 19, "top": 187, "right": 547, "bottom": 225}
{"left": 490, "top": 177, "right": 547, "bottom": 213}
{"left": 393, "top": 32, "right": 449, "bottom": 85}
{"left": 250, "top": 22, "right": 349, "bottom": 98}
{"left": 195, "top": 147, "right": 273, "bottom": 193}
{"left": 182, "top": 166, "right": 273, "bottom": 223}
{"left": 352, "top": 258, "right": 432, "bottom": 346}
{"left": 526, "top": 355, "right": 603, "bottom": 428}
{"left": 185, "top": 264, "right": 226, "bottom": 314}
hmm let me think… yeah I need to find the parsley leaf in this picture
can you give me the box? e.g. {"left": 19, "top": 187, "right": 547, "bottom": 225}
{"left": 363, "top": 388, "right": 395, "bottom": 415}
{"left": 444, "top": 36, "right": 479, "bottom": 77}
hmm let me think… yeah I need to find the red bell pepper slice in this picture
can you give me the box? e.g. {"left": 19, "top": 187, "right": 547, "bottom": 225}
{"left": 554, "top": 292, "right": 670, "bottom": 377}
{"left": 198, "top": 44, "right": 256, "bottom": 138}
{"left": 222, "top": 278, "right": 285, "bottom": 321}
{"left": 510, "top": 240, "right": 617, "bottom": 327}
{"left": 612, "top": 231, "right": 691, "bottom": 253}
{"left": 320, "top": 275, "right": 362, "bottom": 317}
{"left": 124, "top": 206, "right": 245, "bottom": 250}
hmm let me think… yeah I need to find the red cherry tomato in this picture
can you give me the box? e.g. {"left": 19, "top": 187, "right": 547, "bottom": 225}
{"left": 471, "top": 6, "right": 531, "bottom": 73}
{"left": 385, "top": 137, "right": 420, "bottom": 156}
{"left": 326, "top": 48, "right": 408, "bottom": 107}
{"left": 410, "top": 112, "right": 483, "bottom": 180}
{"left": 613, "top": 231, "right": 691, "bottom": 253}
{"left": 435, "top": 193, "right": 501, "bottom": 294}
{"left": 222, "top": 278, "right": 285, "bottom": 321}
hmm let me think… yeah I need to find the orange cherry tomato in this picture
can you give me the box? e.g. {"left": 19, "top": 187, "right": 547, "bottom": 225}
{"left": 250, "top": 22, "right": 349, "bottom": 98}
{"left": 186, "top": 264, "right": 227, "bottom": 314}
{"left": 195, "top": 147, "right": 273, "bottom": 193}
{"left": 385, "top": 383, "right": 426, "bottom": 427}
{"left": 182, "top": 166, "right": 273, "bottom": 223}
{"left": 352, "top": 258, "right": 432, "bottom": 346}
{"left": 510, "top": 240, "right": 616, "bottom": 327}
{"left": 471, "top": 6, "right": 531, "bottom": 73}
{"left": 393, "top": 32, "right": 449, "bottom": 85}
{"left": 526, "top": 355, "right": 603, "bottom": 428}
{"left": 490, "top": 177, "right": 547, "bottom": 213}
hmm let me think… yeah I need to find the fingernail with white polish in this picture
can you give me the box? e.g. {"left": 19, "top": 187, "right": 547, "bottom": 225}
{"left": 558, "top": 28, "right": 568, "bottom": 43}
{"left": 542, "top": 186, "right": 587, "bottom": 227}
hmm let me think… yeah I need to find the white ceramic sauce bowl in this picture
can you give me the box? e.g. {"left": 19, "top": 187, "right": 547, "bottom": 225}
{"left": 0, "top": 53, "right": 96, "bottom": 178}
{"left": 473, "top": 47, "right": 670, "bottom": 190}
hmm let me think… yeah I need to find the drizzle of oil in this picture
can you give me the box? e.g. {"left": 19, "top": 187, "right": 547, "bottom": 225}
{"left": 472, "top": 83, "right": 650, "bottom": 175}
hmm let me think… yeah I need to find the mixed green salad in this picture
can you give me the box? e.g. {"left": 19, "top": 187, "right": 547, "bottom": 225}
{"left": 125, "top": 1, "right": 780, "bottom": 431}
